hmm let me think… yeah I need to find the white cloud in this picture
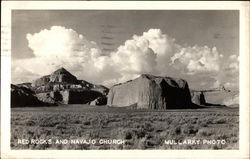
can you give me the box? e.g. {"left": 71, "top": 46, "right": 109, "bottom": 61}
{"left": 12, "top": 26, "right": 239, "bottom": 90}
{"left": 26, "top": 26, "right": 101, "bottom": 58}
{"left": 171, "top": 46, "right": 223, "bottom": 75}
{"left": 111, "top": 37, "right": 157, "bottom": 74}
{"left": 110, "top": 29, "right": 163, "bottom": 78}
{"left": 140, "top": 29, "right": 177, "bottom": 56}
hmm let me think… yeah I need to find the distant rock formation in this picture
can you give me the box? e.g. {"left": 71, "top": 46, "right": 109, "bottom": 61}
{"left": 190, "top": 85, "right": 239, "bottom": 107}
{"left": 32, "top": 67, "right": 78, "bottom": 87}
{"left": 107, "top": 74, "right": 193, "bottom": 109}
{"left": 11, "top": 67, "right": 109, "bottom": 107}
{"left": 204, "top": 90, "right": 238, "bottom": 107}
{"left": 11, "top": 84, "right": 51, "bottom": 107}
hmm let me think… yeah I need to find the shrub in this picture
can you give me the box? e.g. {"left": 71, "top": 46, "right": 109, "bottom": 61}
{"left": 83, "top": 121, "right": 91, "bottom": 125}
{"left": 197, "top": 129, "right": 213, "bottom": 137}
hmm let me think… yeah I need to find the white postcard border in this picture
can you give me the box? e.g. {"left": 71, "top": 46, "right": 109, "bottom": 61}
{"left": 1, "top": 1, "right": 249, "bottom": 159}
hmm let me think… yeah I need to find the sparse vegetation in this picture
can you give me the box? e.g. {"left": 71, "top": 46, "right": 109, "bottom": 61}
{"left": 11, "top": 105, "right": 239, "bottom": 150}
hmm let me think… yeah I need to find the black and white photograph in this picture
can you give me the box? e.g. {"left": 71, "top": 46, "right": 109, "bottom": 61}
{"left": 1, "top": 1, "right": 249, "bottom": 159}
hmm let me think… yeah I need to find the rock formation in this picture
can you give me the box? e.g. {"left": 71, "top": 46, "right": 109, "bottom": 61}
{"left": 32, "top": 75, "right": 51, "bottom": 87}
{"left": 92, "top": 85, "right": 109, "bottom": 95}
{"left": 36, "top": 92, "right": 57, "bottom": 105}
{"left": 107, "top": 74, "right": 193, "bottom": 109}
{"left": 90, "top": 95, "right": 107, "bottom": 105}
{"left": 16, "top": 82, "right": 32, "bottom": 89}
{"left": 190, "top": 85, "right": 239, "bottom": 107}
{"left": 204, "top": 91, "right": 238, "bottom": 107}
{"left": 11, "top": 67, "right": 109, "bottom": 107}
{"left": 50, "top": 67, "right": 78, "bottom": 83}
{"left": 12, "top": 67, "right": 235, "bottom": 108}
{"left": 32, "top": 67, "right": 78, "bottom": 87}
{"left": 11, "top": 84, "right": 51, "bottom": 107}
{"left": 31, "top": 67, "right": 108, "bottom": 94}
{"left": 36, "top": 90, "right": 102, "bottom": 104}
{"left": 190, "top": 91, "right": 206, "bottom": 105}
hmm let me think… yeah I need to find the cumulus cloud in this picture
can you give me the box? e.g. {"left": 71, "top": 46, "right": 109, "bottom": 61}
{"left": 12, "top": 26, "right": 239, "bottom": 90}
{"left": 170, "top": 46, "right": 223, "bottom": 75}
{"left": 26, "top": 26, "right": 100, "bottom": 58}
{"left": 140, "top": 29, "right": 180, "bottom": 73}
{"left": 111, "top": 36, "right": 157, "bottom": 74}
{"left": 109, "top": 29, "right": 173, "bottom": 82}
{"left": 169, "top": 45, "right": 238, "bottom": 90}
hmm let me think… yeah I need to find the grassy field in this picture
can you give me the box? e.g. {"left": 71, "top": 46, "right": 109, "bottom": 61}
{"left": 11, "top": 105, "right": 239, "bottom": 150}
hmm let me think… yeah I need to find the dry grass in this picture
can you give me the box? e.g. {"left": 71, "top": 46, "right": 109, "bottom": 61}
{"left": 11, "top": 105, "right": 239, "bottom": 150}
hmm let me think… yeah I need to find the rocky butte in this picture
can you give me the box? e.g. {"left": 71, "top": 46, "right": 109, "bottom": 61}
{"left": 107, "top": 74, "right": 195, "bottom": 109}
{"left": 11, "top": 67, "right": 108, "bottom": 107}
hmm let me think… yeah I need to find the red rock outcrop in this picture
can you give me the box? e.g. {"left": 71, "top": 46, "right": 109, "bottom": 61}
{"left": 107, "top": 74, "right": 192, "bottom": 109}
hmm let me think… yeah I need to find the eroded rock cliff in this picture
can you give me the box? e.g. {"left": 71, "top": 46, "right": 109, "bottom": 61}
{"left": 107, "top": 74, "right": 192, "bottom": 109}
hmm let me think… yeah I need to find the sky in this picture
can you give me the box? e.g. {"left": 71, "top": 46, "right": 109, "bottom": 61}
{"left": 11, "top": 10, "right": 239, "bottom": 90}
